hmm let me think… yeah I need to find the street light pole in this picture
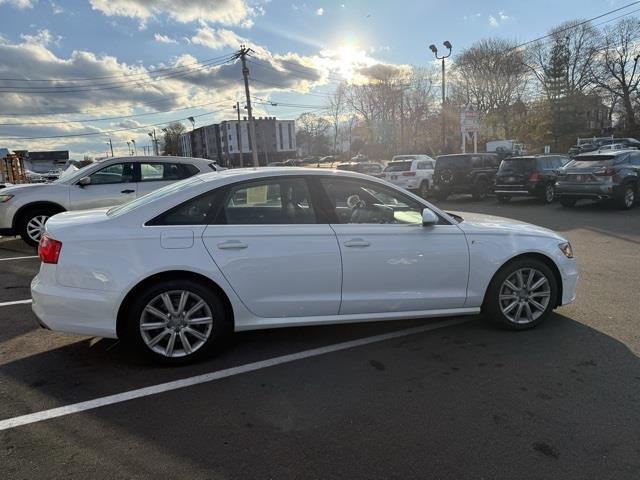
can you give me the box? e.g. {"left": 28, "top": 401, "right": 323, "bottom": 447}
{"left": 429, "top": 41, "right": 452, "bottom": 155}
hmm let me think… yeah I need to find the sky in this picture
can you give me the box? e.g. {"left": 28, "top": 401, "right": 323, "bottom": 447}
{"left": 0, "top": 0, "right": 634, "bottom": 159}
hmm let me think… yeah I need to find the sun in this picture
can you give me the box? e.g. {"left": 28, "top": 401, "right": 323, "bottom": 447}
{"left": 333, "top": 43, "right": 361, "bottom": 81}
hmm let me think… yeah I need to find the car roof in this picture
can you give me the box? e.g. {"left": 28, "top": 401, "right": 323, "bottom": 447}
{"left": 576, "top": 149, "right": 637, "bottom": 157}
{"left": 436, "top": 153, "right": 497, "bottom": 159}
{"left": 104, "top": 155, "right": 214, "bottom": 165}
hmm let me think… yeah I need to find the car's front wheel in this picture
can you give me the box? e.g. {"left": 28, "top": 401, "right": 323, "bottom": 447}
{"left": 472, "top": 179, "right": 488, "bottom": 201}
{"left": 18, "top": 206, "right": 61, "bottom": 247}
{"left": 484, "top": 258, "right": 558, "bottom": 330}
{"left": 541, "top": 183, "right": 555, "bottom": 204}
{"left": 125, "top": 279, "right": 231, "bottom": 365}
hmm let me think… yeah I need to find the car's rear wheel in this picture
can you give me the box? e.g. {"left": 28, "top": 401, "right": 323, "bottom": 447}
{"left": 497, "top": 194, "right": 511, "bottom": 203}
{"left": 484, "top": 258, "right": 558, "bottom": 330}
{"left": 541, "top": 183, "right": 555, "bottom": 204}
{"left": 125, "top": 279, "right": 231, "bottom": 365}
{"left": 560, "top": 197, "right": 577, "bottom": 208}
{"left": 616, "top": 183, "right": 636, "bottom": 210}
{"left": 18, "top": 206, "right": 61, "bottom": 247}
{"left": 418, "top": 181, "right": 430, "bottom": 199}
{"left": 472, "top": 179, "right": 488, "bottom": 201}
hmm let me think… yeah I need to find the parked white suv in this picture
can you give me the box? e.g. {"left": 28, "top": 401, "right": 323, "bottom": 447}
{"left": 0, "top": 156, "right": 222, "bottom": 246}
{"left": 380, "top": 155, "right": 435, "bottom": 198}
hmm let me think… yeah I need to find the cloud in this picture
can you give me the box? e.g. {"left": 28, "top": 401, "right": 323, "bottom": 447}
{"left": 0, "top": 0, "right": 34, "bottom": 9}
{"left": 316, "top": 7, "right": 324, "bottom": 16}
{"left": 154, "top": 33, "right": 178, "bottom": 44}
{"left": 488, "top": 11, "right": 510, "bottom": 27}
{"left": 488, "top": 15, "right": 499, "bottom": 27}
{"left": 191, "top": 26, "right": 245, "bottom": 50}
{"left": 20, "top": 29, "right": 62, "bottom": 47}
{"left": 89, "top": 0, "right": 253, "bottom": 25}
{"left": 49, "top": 1, "right": 64, "bottom": 14}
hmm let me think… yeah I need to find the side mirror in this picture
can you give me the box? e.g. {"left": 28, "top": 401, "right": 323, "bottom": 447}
{"left": 78, "top": 176, "right": 91, "bottom": 187}
{"left": 422, "top": 208, "right": 438, "bottom": 226}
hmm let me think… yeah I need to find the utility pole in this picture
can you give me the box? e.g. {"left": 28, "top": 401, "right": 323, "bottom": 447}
{"left": 107, "top": 138, "right": 114, "bottom": 157}
{"left": 237, "top": 45, "right": 259, "bottom": 167}
{"left": 429, "top": 41, "right": 453, "bottom": 155}
{"left": 234, "top": 102, "right": 244, "bottom": 167}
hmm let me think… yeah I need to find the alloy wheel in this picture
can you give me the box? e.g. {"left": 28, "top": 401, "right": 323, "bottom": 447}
{"left": 26, "top": 215, "right": 49, "bottom": 244}
{"left": 139, "top": 290, "right": 214, "bottom": 358}
{"left": 624, "top": 187, "right": 635, "bottom": 208}
{"left": 545, "top": 184, "right": 554, "bottom": 203}
{"left": 498, "top": 268, "right": 551, "bottom": 325}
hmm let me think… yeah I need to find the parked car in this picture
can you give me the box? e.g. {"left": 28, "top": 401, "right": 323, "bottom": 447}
{"left": 319, "top": 155, "right": 336, "bottom": 163}
{"left": 336, "top": 161, "right": 384, "bottom": 176}
{"left": 351, "top": 154, "right": 369, "bottom": 162}
{"left": 569, "top": 138, "right": 640, "bottom": 157}
{"left": 379, "top": 155, "right": 435, "bottom": 198}
{"left": 32, "top": 167, "right": 577, "bottom": 364}
{"left": 432, "top": 153, "right": 500, "bottom": 201}
{"left": 494, "top": 155, "right": 570, "bottom": 204}
{"left": 0, "top": 156, "right": 221, "bottom": 246}
{"left": 301, "top": 156, "right": 319, "bottom": 165}
{"left": 555, "top": 150, "right": 640, "bottom": 209}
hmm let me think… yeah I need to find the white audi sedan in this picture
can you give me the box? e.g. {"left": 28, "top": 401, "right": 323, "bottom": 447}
{"left": 31, "top": 168, "right": 578, "bottom": 364}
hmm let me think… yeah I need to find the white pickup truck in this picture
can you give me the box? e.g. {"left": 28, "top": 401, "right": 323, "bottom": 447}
{"left": 379, "top": 155, "right": 435, "bottom": 198}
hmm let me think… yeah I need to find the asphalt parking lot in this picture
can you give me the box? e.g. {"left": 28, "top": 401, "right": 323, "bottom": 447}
{"left": 0, "top": 197, "right": 639, "bottom": 479}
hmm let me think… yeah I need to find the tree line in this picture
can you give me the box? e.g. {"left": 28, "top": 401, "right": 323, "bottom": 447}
{"left": 297, "top": 16, "right": 640, "bottom": 159}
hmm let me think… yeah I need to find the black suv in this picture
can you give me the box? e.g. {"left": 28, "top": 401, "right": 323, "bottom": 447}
{"left": 555, "top": 150, "right": 640, "bottom": 209}
{"left": 433, "top": 153, "right": 499, "bottom": 201}
{"left": 494, "top": 155, "right": 569, "bottom": 204}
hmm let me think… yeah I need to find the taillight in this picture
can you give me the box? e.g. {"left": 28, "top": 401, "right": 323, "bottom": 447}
{"left": 595, "top": 167, "right": 616, "bottom": 177}
{"left": 402, "top": 171, "right": 416, "bottom": 176}
{"left": 38, "top": 235, "right": 62, "bottom": 264}
{"left": 529, "top": 171, "right": 542, "bottom": 181}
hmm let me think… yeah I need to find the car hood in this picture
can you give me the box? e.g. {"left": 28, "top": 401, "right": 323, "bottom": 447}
{"left": 451, "top": 211, "right": 565, "bottom": 241}
{"left": 0, "top": 183, "right": 59, "bottom": 195}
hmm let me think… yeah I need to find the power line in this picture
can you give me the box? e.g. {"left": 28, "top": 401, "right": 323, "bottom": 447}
{"left": 0, "top": 53, "right": 236, "bottom": 83}
{"left": 0, "top": 55, "right": 236, "bottom": 93}
{"left": 0, "top": 98, "right": 236, "bottom": 126}
{"left": 0, "top": 107, "right": 234, "bottom": 141}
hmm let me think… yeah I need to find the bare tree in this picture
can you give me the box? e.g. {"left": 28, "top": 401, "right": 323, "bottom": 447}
{"left": 453, "top": 38, "right": 529, "bottom": 137}
{"left": 296, "top": 112, "right": 331, "bottom": 155}
{"left": 527, "top": 20, "right": 600, "bottom": 99}
{"left": 326, "top": 82, "right": 346, "bottom": 154}
{"left": 162, "top": 122, "right": 186, "bottom": 156}
{"left": 591, "top": 17, "right": 640, "bottom": 136}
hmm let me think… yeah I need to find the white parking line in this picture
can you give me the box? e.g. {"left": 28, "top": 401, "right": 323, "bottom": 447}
{"left": 0, "top": 299, "right": 32, "bottom": 307}
{"left": 0, "top": 316, "right": 472, "bottom": 431}
{"left": 0, "top": 255, "right": 38, "bottom": 262}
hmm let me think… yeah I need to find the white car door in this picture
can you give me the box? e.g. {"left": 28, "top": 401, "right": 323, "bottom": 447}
{"left": 319, "top": 177, "right": 469, "bottom": 315}
{"left": 69, "top": 162, "right": 137, "bottom": 209}
{"left": 202, "top": 176, "right": 342, "bottom": 318}
{"left": 136, "top": 162, "right": 199, "bottom": 197}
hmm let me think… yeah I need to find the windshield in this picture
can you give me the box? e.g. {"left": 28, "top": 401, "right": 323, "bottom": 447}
{"left": 53, "top": 162, "right": 96, "bottom": 183}
{"left": 499, "top": 158, "right": 536, "bottom": 172}
{"left": 107, "top": 176, "right": 204, "bottom": 216}
{"left": 569, "top": 155, "right": 617, "bottom": 168}
{"left": 435, "top": 156, "right": 469, "bottom": 168}
{"left": 384, "top": 161, "right": 412, "bottom": 172}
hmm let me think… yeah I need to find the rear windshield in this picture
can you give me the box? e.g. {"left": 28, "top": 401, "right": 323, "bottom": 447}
{"left": 435, "top": 156, "right": 470, "bottom": 168}
{"left": 499, "top": 158, "right": 536, "bottom": 172}
{"left": 570, "top": 155, "right": 616, "bottom": 168}
{"left": 392, "top": 155, "right": 417, "bottom": 161}
{"left": 384, "top": 161, "right": 412, "bottom": 172}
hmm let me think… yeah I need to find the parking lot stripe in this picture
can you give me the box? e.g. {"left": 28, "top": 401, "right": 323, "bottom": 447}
{"left": 0, "top": 255, "right": 38, "bottom": 262}
{"left": 0, "top": 316, "right": 472, "bottom": 431}
{"left": 0, "top": 299, "right": 32, "bottom": 307}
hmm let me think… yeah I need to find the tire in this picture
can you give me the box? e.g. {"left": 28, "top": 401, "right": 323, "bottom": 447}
{"left": 497, "top": 195, "right": 511, "bottom": 204}
{"left": 483, "top": 258, "right": 558, "bottom": 330}
{"left": 418, "top": 181, "right": 430, "bottom": 199}
{"left": 124, "top": 278, "right": 232, "bottom": 365}
{"left": 471, "top": 179, "right": 488, "bottom": 201}
{"left": 560, "top": 197, "right": 577, "bottom": 208}
{"left": 616, "top": 183, "right": 636, "bottom": 210}
{"left": 434, "top": 189, "right": 449, "bottom": 201}
{"left": 541, "top": 183, "right": 555, "bottom": 204}
{"left": 18, "top": 206, "right": 62, "bottom": 247}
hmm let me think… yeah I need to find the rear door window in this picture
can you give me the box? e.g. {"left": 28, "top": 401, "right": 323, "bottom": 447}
{"left": 384, "top": 162, "right": 412, "bottom": 172}
{"left": 140, "top": 162, "right": 197, "bottom": 182}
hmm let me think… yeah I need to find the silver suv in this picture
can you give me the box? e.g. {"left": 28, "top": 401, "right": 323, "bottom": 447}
{"left": 0, "top": 156, "right": 221, "bottom": 246}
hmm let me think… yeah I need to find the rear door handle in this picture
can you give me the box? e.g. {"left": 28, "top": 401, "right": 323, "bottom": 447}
{"left": 344, "top": 238, "right": 370, "bottom": 248}
{"left": 121, "top": 189, "right": 135, "bottom": 194}
{"left": 217, "top": 240, "right": 248, "bottom": 250}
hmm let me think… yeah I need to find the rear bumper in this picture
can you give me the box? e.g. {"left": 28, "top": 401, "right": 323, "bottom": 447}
{"left": 386, "top": 178, "right": 424, "bottom": 190}
{"left": 494, "top": 182, "right": 544, "bottom": 197}
{"left": 555, "top": 183, "right": 618, "bottom": 200}
{"left": 31, "top": 273, "right": 120, "bottom": 339}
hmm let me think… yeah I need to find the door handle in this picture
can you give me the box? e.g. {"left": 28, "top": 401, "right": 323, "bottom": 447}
{"left": 344, "top": 238, "right": 370, "bottom": 248}
{"left": 217, "top": 240, "right": 248, "bottom": 250}
{"left": 121, "top": 189, "right": 135, "bottom": 194}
